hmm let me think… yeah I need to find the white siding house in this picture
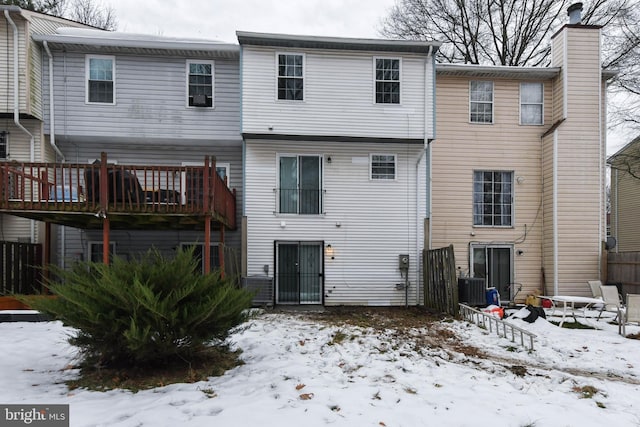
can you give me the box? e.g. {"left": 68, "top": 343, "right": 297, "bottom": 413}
{"left": 238, "top": 32, "right": 439, "bottom": 306}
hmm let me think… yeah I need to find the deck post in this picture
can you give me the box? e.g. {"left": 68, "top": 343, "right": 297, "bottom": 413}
{"left": 43, "top": 222, "right": 51, "bottom": 285}
{"left": 219, "top": 227, "right": 225, "bottom": 278}
{"left": 203, "top": 156, "right": 211, "bottom": 274}
{"left": 99, "top": 152, "right": 110, "bottom": 265}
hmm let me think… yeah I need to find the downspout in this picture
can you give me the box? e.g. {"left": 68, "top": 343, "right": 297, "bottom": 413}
{"left": 5, "top": 9, "right": 36, "bottom": 243}
{"left": 416, "top": 45, "right": 434, "bottom": 305}
{"left": 553, "top": 130, "right": 559, "bottom": 295}
{"left": 43, "top": 41, "right": 66, "bottom": 269}
{"left": 43, "top": 41, "right": 65, "bottom": 161}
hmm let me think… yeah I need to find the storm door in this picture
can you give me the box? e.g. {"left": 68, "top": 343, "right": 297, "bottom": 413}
{"left": 276, "top": 242, "right": 323, "bottom": 304}
{"left": 470, "top": 244, "right": 513, "bottom": 302}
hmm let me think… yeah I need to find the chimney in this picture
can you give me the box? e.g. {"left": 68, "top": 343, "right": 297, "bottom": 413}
{"left": 567, "top": 2, "right": 583, "bottom": 25}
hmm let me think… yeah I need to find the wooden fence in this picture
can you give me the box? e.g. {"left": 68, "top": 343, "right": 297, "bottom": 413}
{"left": 0, "top": 241, "right": 43, "bottom": 295}
{"left": 423, "top": 245, "right": 458, "bottom": 315}
{"left": 607, "top": 251, "right": 640, "bottom": 296}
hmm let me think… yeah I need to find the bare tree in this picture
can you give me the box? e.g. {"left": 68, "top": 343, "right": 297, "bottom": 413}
{"left": 380, "top": 0, "right": 640, "bottom": 132}
{"left": 62, "top": 0, "right": 117, "bottom": 30}
{"left": 609, "top": 138, "right": 640, "bottom": 180}
{"left": 1, "top": 0, "right": 117, "bottom": 30}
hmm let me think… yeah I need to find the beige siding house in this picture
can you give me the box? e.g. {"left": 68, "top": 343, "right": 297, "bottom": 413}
{"left": 609, "top": 137, "right": 640, "bottom": 252}
{"left": 431, "top": 22, "right": 611, "bottom": 301}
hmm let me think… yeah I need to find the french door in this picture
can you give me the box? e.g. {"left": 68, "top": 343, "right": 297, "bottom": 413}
{"left": 470, "top": 244, "right": 513, "bottom": 302}
{"left": 276, "top": 242, "right": 323, "bottom": 304}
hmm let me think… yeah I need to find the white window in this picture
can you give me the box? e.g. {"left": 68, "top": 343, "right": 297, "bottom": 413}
{"left": 370, "top": 154, "right": 396, "bottom": 180}
{"left": 520, "top": 82, "right": 543, "bottom": 125}
{"left": 88, "top": 241, "right": 116, "bottom": 262}
{"left": 473, "top": 171, "right": 513, "bottom": 227}
{"left": 277, "top": 53, "right": 304, "bottom": 101}
{"left": 375, "top": 58, "right": 401, "bottom": 104}
{"left": 86, "top": 55, "right": 115, "bottom": 104}
{"left": 180, "top": 243, "right": 220, "bottom": 273}
{"left": 470, "top": 81, "right": 493, "bottom": 123}
{"left": 0, "top": 131, "right": 8, "bottom": 158}
{"left": 278, "top": 155, "right": 322, "bottom": 214}
{"left": 187, "top": 60, "right": 214, "bottom": 108}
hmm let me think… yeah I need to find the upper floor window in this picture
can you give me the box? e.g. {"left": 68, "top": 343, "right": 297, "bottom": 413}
{"left": 86, "top": 55, "right": 115, "bottom": 104}
{"left": 277, "top": 53, "right": 304, "bottom": 101}
{"left": 473, "top": 171, "right": 513, "bottom": 227}
{"left": 0, "top": 131, "right": 8, "bottom": 159}
{"left": 470, "top": 81, "right": 493, "bottom": 123}
{"left": 370, "top": 154, "right": 396, "bottom": 180}
{"left": 375, "top": 58, "right": 400, "bottom": 104}
{"left": 279, "top": 155, "right": 322, "bottom": 214}
{"left": 520, "top": 82, "right": 543, "bottom": 125}
{"left": 187, "top": 60, "right": 214, "bottom": 108}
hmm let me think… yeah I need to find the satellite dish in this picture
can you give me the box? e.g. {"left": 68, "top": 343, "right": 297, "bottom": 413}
{"left": 605, "top": 236, "right": 617, "bottom": 250}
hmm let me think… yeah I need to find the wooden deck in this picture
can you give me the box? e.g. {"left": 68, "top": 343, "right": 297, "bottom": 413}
{"left": 0, "top": 153, "right": 236, "bottom": 231}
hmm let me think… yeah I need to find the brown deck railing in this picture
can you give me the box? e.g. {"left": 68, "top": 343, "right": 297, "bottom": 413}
{"left": 0, "top": 153, "right": 236, "bottom": 229}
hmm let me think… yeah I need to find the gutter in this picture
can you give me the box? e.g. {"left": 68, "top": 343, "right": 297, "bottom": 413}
{"left": 43, "top": 41, "right": 65, "bottom": 161}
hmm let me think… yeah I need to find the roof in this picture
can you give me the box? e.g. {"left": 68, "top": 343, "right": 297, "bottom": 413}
{"left": 436, "top": 63, "right": 561, "bottom": 80}
{"left": 608, "top": 135, "right": 640, "bottom": 163}
{"left": 236, "top": 31, "right": 441, "bottom": 55}
{"left": 33, "top": 28, "right": 239, "bottom": 58}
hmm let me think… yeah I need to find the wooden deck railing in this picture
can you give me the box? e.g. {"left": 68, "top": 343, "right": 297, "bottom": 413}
{"left": 0, "top": 153, "right": 236, "bottom": 229}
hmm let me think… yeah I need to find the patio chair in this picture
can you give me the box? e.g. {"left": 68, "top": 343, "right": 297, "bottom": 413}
{"left": 621, "top": 294, "right": 640, "bottom": 336}
{"left": 587, "top": 280, "right": 603, "bottom": 298}
{"left": 597, "top": 285, "right": 623, "bottom": 322}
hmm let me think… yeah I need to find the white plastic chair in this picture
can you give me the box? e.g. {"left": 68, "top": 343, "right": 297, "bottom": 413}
{"left": 587, "top": 280, "right": 602, "bottom": 298}
{"left": 621, "top": 294, "right": 640, "bottom": 336}
{"left": 597, "top": 285, "right": 623, "bottom": 322}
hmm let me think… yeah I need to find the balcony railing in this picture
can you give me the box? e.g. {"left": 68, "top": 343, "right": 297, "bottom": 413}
{"left": 0, "top": 153, "right": 236, "bottom": 229}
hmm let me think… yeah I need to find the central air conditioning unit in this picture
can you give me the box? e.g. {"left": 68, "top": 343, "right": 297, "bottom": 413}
{"left": 458, "top": 277, "right": 486, "bottom": 306}
{"left": 241, "top": 276, "right": 274, "bottom": 306}
{"left": 192, "top": 94, "right": 208, "bottom": 107}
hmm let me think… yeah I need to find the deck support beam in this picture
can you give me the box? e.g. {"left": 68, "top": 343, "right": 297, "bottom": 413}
{"left": 44, "top": 222, "right": 51, "bottom": 283}
{"left": 219, "top": 226, "right": 225, "bottom": 278}
{"left": 100, "top": 152, "right": 110, "bottom": 265}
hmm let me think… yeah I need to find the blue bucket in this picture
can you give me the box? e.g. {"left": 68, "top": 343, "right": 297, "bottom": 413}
{"left": 486, "top": 287, "right": 500, "bottom": 306}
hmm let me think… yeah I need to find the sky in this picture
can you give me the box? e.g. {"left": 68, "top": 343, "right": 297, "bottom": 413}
{"left": 103, "top": 0, "right": 397, "bottom": 43}
{"left": 1, "top": 308, "right": 639, "bottom": 426}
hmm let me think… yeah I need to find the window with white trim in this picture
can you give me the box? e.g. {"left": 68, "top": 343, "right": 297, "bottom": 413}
{"left": 370, "top": 154, "right": 396, "bottom": 180}
{"left": 277, "top": 53, "right": 304, "bottom": 100}
{"left": 86, "top": 55, "right": 115, "bottom": 104}
{"left": 0, "top": 131, "right": 8, "bottom": 159}
{"left": 375, "top": 58, "right": 400, "bottom": 104}
{"left": 520, "top": 82, "right": 543, "bottom": 125}
{"left": 187, "top": 60, "right": 214, "bottom": 107}
{"left": 278, "top": 155, "right": 322, "bottom": 214}
{"left": 473, "top": 171, "right": 513, "bottom": 227}
{"left": 88, "top": 241, "right": 116, "bottom": 262}
{"left": 470, "top": 81, "right": 493, "bottom": 123}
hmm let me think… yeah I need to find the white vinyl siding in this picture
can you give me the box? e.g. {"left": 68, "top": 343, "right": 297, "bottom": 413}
{"left": 245, "top": 140, "right": 425, "bottom": 306}
{"left": 469, "top": 81, "right": 493, "bottom": 123}
{"left": 242, "top": 47, "right": 432, "bottom": 140}
{"left": 86, "top": 55, "right": 115, "bottom": 104}
{"left": 520, "top": 82, "right": 543, "bottom": 125}
{"left": 186, "top": 60, "right": 214, "bottom": 108}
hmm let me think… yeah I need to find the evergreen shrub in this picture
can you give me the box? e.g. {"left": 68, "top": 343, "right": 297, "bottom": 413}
{"left": 26, "top": 247, "right": 254, "bottom": 368}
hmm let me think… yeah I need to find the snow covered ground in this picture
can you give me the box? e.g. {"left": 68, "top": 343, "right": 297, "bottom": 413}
{"left": 1, "top": 308, "right": 639, "bottom": 427}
